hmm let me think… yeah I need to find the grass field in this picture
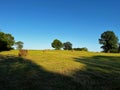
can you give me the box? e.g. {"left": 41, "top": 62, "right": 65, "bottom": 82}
{"left": 0, "top": 50, "right": 120, "bottom": 90}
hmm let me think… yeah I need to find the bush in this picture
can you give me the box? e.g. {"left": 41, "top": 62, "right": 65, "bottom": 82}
{"left": 73, "top": 47, "right": 88, "bottom": 51}
{"left": 18, "top": 50, "right": 28, "bottom": 57}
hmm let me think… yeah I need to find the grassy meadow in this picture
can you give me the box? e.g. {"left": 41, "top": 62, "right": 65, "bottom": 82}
{"left": 0, "top": 50, "right": 120, "bottom": 90}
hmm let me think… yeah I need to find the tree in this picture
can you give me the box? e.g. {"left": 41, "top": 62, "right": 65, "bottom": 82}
{"left": 15, "top": 41, "right": 24, "bottom": 50}
{"left": 118, "top": 43, "right": 120, "bottom": 53}
{"left": 0, "top": 32, "right": 15, "bottom": 51}
{"left": 51, "top": 39, "right": 63, "bottom": 50}
{"left": 99, "top": 31, "right": 119, "bottom": 53}
{"left": 63, "top": 42, "right": 72, "bottom": 50}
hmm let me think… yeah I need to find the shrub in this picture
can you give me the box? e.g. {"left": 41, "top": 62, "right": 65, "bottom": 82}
{"left": 18, "top": 50, "right": 28, "bottom": 57}
{"left": 73, "top": 47, "right": 88, "bottom": 51}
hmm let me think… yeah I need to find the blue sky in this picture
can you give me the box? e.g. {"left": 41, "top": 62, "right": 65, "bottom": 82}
{"left": 0, "top": 0, "right": 120, "bottom": 51}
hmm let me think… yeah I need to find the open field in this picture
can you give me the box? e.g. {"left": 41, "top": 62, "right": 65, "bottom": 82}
{"left": 0, "top": 50, "right": 120, "bottom": 90}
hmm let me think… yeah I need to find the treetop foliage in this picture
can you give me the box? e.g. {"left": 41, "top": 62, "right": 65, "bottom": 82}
{"left": 63, "top": 42, "right": 72, "bottom": 50}
{"left": 0, "top": 32, "right": 15, "bottom": 51}
{"left": 51, "top": 39, "right": 63, "bottom": 50}
{"left": 99, "top": 31, "right": 119, "bottom": 53}
{"left": 15, "top": 41, "right": 24, "bottom": 50}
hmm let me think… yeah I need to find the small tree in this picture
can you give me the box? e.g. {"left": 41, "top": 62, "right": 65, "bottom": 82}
{"left": 63, "top": 42, "right": 72, "bottom": 50}
{"left": 99, "top": 31, "right": 119, "bottom": 53}
{"left": 15, "top": 41, "right": 24, "bottom": 50}
{"left": 51, "top": 39, "right": 63, "bottom": 50}
{"left": 0, "top": 32, "right": 15, "bottom": 51}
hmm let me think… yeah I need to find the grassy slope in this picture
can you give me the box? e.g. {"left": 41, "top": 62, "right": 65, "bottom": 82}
{"left": 0, "top": 50, "right": 120, "bottom": 90}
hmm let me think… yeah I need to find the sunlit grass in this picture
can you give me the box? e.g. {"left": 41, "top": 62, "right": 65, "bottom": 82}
{"left": 0, "top": 50, "right": 120, "bottom": 90}
{"left": 1, "top": 50, "right": 120, "bottom": 75}
{"left": 26, "top": 50, "right": 86, "bottom": 76}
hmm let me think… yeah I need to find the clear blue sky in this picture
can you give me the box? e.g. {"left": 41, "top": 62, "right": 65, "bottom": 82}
{"left": 0, "top": 0, "right": 120, "bottom": 51}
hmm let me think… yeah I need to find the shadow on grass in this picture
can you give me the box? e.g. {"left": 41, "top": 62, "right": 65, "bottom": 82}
{"left": 0, "top": 54, "right": 120, "bottom": 90}
{"left": 0, "top": 54, "right": 82, "bottom": 90}
{"left": 74, "top": 55, "right": 120, "bottom": 90}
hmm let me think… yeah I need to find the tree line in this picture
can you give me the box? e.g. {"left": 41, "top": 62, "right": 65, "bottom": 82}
{"left": 0, "top": 31, "right": 24, "bottom": 51}
{"left": 0, "top": 30, "right": 120, "bottom": 53}
{"left": 51, "top": 39, "right": 88, "bottom": 51}
{"left": 51, "top": 30, "right": 120, "bottom": 53}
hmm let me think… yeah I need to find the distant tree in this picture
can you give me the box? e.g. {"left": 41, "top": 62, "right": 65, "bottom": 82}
{"left": 51, "top": 39, "right": 63, "bottom": 50}
{"left": 73, "top": 47, "right": 88, "bottom": 51}
{"left": 0, "top": 32, "right": 15, "bottom": 51}
{"left": 81, "top": 47, "right": 88, "bottom": 51}
{"left": 63, "top": 42, "right": 72, "bottom": 50}
{"left": 15, "top": 41, "right": 24, "bottom": 50}
{"left": 99, "top": 31, "right": 119, "bottom": 53}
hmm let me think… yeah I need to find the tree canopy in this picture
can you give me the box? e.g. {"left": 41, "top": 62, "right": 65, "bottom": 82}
{"left": 99, "top": 31, "right": 119, "bottom": 53}
{"left": 15, "top": 41, "right": 24, "bottom": 50}
{"left": 51, "top": 39, "right": 63, "bottom": 50}
{"left": 0, "top": 32, "right": 15, "bottom": 51}
{"left": 118, "top": 43, "right": 120, "bottom": 53}
{"left": 63, "top": 42, "right": 72, "bottom": 50}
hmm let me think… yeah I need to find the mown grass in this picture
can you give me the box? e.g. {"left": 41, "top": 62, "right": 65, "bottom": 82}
{"left": 0, "top": 50, "right": 120, "bottom": 90}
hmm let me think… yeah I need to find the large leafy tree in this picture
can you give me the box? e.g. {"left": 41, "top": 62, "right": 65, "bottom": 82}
{"left": 0, "top": 32, "right": 15, "bottom": 51}
{"left": 15, "top": 41, "right": 24, "bottom": 50}
{"left": 51, "top": 39, "right": 63, "bottom": 50}
{"left": 118, "top": 43, "right": 120, "bottom": 53}
{"left": 99, "top": 31, "right": 119, "bottom": 53}
{"left": 63, "top": 42, "right": 72, "bottom": 50}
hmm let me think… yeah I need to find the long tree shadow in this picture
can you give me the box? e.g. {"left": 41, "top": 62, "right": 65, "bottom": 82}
{"left": 0, "top": 54, "right": 82, "bottom": 90}
{"left": 74, "top": 55, "right": 120, "bottom": 90}
{"left": 1, "top": 54, "right": 120, "bottom": 90}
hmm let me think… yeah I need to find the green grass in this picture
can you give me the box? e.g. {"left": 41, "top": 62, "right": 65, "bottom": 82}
{"left": 0, "top": 50, "right": 120, "bottom": 90}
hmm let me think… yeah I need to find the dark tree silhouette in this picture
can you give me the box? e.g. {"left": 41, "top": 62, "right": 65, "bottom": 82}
{"left": 0, "top": 32, "right": 15, "bottom": 51}
{"left": 63, "top": 42, "right": 72, "bottom": 50}
{"left": 51, "top": 39, "right": 63, "bottom": 50}
{"left": 99, "top": 31, "right": 119, "bottom": 53}
{"left": 118, "top": 43, "right": 120, "bottom": 53}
